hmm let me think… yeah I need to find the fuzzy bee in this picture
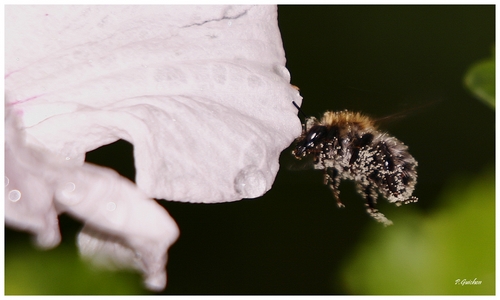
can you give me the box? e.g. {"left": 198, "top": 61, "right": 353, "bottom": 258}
{"left": 292, "top": 102, "right": 418, "bottom": 226}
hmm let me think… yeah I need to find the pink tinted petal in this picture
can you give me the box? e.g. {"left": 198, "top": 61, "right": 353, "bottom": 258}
{"left": 55, "top": 163, "right": 179, "bottom": 291}
{"left": 5, "top": 108, "right": 179, "bottom": 290}
{"left": 5, "top": 5, "right": 300, "bottom": 291}
{"left": 5, "top": 111, "right": 61, "bottom": 249}
{"left": 6, "top": 5, "right": 302, "bottom": 203}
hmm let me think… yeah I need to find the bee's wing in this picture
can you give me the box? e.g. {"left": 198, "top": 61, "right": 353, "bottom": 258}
{"left": 374, "top": 99, "right": 441, "bottom": 126}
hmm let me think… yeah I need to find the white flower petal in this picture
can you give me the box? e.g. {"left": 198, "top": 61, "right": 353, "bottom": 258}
{"left": 5, "top": 5, "right": 300, "bottom": 291}
{"left": 5, "top": 108, "right": 179, "bottom": 290}
{"left": 6, "top": 5, "right": 302, "bottom": 203}
{"left": 5, "top": 112, "right": 61, "bottom": 249}
{"left": 59, "top": 164, "right": 179, "bottom": 292}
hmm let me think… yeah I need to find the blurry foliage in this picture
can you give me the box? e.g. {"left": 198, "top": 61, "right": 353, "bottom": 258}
{"left": 5, "top": 232, "right": 149, "bottom": 295}
{"left": 340, "top": 167, "right": 495, "bottom": 295}
{"left": 464, "top": 49, "right": 495, "bottom": 108}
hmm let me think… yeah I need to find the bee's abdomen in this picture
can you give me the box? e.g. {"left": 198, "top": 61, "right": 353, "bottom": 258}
{"left": 353, "top": 133, "right": 418, "bottom": 203}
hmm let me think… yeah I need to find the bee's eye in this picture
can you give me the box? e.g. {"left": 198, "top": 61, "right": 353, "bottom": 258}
{"left": 294, "top": 125, "right": 327, "bottom": 157}
{"left": 305, "top": 126, "right": 326, "bottom": 146}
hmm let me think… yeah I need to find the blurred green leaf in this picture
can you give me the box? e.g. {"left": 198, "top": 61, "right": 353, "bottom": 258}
{"left": 464, "top": 51, "right": 495, "bottom": 108}
{"left": 5, "top": 237, "right": 149, "bottom": 295}
{"left": 340, "top": 167, "right": 495, "bottom": 295}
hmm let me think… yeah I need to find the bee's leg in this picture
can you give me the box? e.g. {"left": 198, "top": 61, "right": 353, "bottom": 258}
{"left": 324, "top": 167, "right": 344, "bottom": 208}
{"left": 360, "top": 184, "right": 393, "bottom": 226}
{"left": 395, "top": 195, "right": 419, "bottom": 206}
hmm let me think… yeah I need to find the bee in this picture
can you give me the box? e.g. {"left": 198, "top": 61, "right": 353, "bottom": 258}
{"left": 292, "top": 102, "right": 418, "bottom": 226}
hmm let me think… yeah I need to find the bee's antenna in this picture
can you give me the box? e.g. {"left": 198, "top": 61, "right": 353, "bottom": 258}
{"left": 292, "top": 101, "right": 308, "bottom": 119}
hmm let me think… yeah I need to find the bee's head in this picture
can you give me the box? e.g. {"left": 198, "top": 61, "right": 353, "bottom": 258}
{"left": 291, "top": 101, "right": 327, "bottom": 158}
{"left": 293, "top": 124, "right": 327, "bottom": 159}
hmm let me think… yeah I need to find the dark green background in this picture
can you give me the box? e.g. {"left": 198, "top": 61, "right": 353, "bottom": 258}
{"left": 5, "top": 5, "right": 495, "bottom": 295}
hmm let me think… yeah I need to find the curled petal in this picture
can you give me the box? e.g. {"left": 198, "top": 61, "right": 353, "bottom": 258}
{"left": 5, "top": 111, "right": 61, "bottom": 249}
{"left": 5, "top": 108, "right": 179, "bottom": 290}
{"left": 5, "top": 5, "right": 300, "bottom": 291}
{"left": 57, "top": 163, "right": 179, "bottom": 292}
{"left": 6, "top": 5, "right": 302, "bottom": 203}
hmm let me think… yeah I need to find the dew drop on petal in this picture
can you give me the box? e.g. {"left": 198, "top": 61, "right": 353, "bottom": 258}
{"left": 57, "top": 182, "right": 81, "bottom": 205}
{"left": 106, "top": 202, "right": 117, "bottom": 211}
{"left": 234, "top": 166, "right": 267, "bottom": 198}
{"left": 5, "top": 176, "right": 9, "bottom": 187}
{"left": 8, "top": 189, "right": 21, "bottom": 202}
{"left": 63, "top": 182, "right": 76, "bottom": 193}
{"left": 273, "top": 64, "right": 291, "bottom": 81}
{"left": 145, "top": 271, "right": 167, "bottom": 292}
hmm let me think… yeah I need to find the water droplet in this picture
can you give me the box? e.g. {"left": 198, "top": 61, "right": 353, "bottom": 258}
{"left": 106, "top": 202, "right": 117, "bottom": 211}
{"left": 8, "top": 190, "right": 21, "bottom": 202}
{"left": 57, "top": 181, "right": 81, "bottom": 205}
{"left": 234, "top": 166, "right": 267, "bottom": 198}
{"left": 63, "top": 182, "right": 76, "bottom": 193}
{"left": 5, "top": 176, "right": 9, "bottom": 187}
{"left": 273, "top": 64, "right": 291, "bottom": 81}
{"left": 145, "top": 271, "right": 167, "bottom": 292}
{"left": 65, "top": 157, "right": 71, "bottom": 160}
